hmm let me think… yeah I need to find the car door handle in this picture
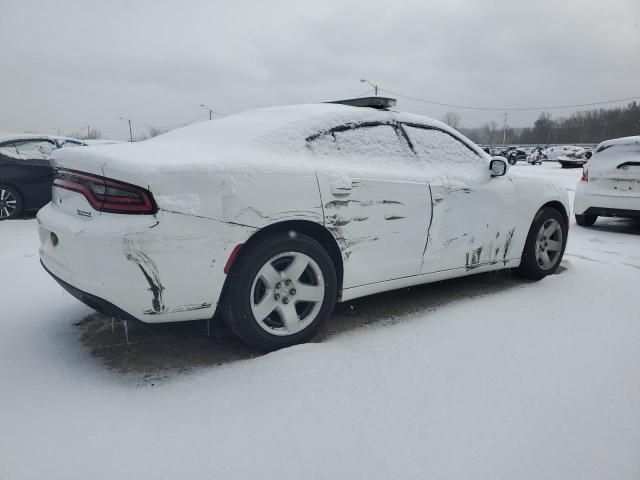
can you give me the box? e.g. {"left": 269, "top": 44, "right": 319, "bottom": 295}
{"left": 330, "top": 177, "right": 353, "bottom": 195}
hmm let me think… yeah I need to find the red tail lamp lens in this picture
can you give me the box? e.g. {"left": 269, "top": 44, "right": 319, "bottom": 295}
{"left": 53, "top": 169, "right": 156, "bottom": 214}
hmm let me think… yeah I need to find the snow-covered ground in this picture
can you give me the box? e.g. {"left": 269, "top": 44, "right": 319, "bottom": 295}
{"left": 2, "top": 163, "right": 639, "bottom": 479}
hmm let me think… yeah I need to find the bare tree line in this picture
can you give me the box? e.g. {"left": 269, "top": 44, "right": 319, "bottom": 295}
{"left": 461, "top": 101, "right": 640, "bottom": 145}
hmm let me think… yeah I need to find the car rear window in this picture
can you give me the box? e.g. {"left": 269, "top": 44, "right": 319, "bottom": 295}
{"left": 594, "top": 143, "right": 640, "bottom": 159}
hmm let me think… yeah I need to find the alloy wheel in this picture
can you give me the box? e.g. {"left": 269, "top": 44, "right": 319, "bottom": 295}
{"left": 0, "top": 188, "right": 18, "bottom": 219}
{"left": 535, "top": 218, "right": 563, "bottom": 270}
{"left": 250, "top": 251, "right": 325, "bottom": 336}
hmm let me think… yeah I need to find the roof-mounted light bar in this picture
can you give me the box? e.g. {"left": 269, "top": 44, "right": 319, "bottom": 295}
{"left": 326, "top": 96, "right": 397, "bottom": 110}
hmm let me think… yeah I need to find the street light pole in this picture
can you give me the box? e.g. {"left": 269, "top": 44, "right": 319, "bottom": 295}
{"left": 200, "top": 104, "right": 214, "bottom": 120}
{"left": 502, "top": 113, "right": 508, "bottom": 145}
{"left": 360, "top": 78, "right": 379, "bottom": 96}
{"left": 120, "top": 117, "right": 133, "bottom": 142}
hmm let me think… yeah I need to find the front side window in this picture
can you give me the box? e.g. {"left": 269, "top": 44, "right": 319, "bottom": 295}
{"left": 402, "top": 125, "right": 488, "bottom": 183}
{"left": 403, "top": 126, "right": 483, "bottom": 166}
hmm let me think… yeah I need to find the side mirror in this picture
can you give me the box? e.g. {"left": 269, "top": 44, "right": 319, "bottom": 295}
{"left": 490, "top": 157, "right": 508, "bottom": 177}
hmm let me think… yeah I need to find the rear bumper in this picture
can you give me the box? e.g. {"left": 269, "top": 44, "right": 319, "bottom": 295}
{"left": 38, "top": 202, "right": 254, "bottom": 323}
{"left": 558, "top": 160, "right": 586, "bottom": 167}
{"left": 41, "top": 260, "right": 139, "bottom": 321}
{"left": 581, "top": 207, "right": 640, "bottom": 219}
{"left": 574, "top": 181, "right": 640, "bottom": 216}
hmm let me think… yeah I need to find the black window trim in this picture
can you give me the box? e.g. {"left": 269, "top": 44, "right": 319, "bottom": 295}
{"left": 305, "top": 121, "right": 413, "bottom": 155}
{"left": 400, "top": 122, "right": 482, "bottom": 158}
{"left": 305, "top": 120, "right": 482, "bottom": 159}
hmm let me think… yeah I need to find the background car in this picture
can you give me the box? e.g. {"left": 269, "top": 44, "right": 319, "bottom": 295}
{"left": 505, "top": 146, "right": 528, "bottom": 165}
{"left": 527, "top": 146, "right": 544, "bottom": 165}
{"left": 557, "top": 148, "right": 592, "bottom": 168}
{"left": 543, "top": 145, "right": 583, "bottom": 161}
{"left": 574, "top": 136, "right": 640, "bottom": 226}
{"left": 0, "top": 133, "right": 86, "bottom": 219}
{"left": 38, "top": 98, "right": 569, "bottom": 350}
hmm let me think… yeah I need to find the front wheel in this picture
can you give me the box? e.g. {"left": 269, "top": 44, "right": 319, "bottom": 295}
{"left": 575, "top": 214, "right": 597, "bottom": 226}
{"left": 221, "top": 232, "right": 337, "bottom": 351}
{"left": 517, "top": 207, "right": 567, "bottom": 280}
{"left": 508, "top": 157, "right": 517, "bottom": 165}
{"left": 0, "top": 185, "right": 23, "bottom": 220}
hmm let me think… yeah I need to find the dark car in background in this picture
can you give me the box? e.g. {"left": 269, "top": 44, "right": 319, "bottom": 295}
{"left": 0, "top": 134, "right": 85, "bottom": 219}
{"left": 504, "top": 146, "right": 528, "bottom": 165}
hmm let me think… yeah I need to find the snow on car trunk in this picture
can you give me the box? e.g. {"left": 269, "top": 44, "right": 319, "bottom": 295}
{"left": 587, "top": 140, "right": 640, "bottom": 195}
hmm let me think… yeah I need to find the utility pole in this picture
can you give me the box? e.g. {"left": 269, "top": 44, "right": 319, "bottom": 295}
{"left": 200, "top": 104, "right": 214, "bottom": 120}
{"left": 120, "top": 117, "right": 133, "bottom": 142}
{"left": 87, "top": 125, "right": 90, "bottom": 139}
{"left": 502, "top": 113, "right": 508, "bottom": 145}
{"left": 360, "top": 78, "right": 379, "bottom": 96}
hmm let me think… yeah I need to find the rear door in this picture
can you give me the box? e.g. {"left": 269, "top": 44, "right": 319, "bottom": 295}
{"left": 400, "top": 125, "right": 518, "bottom": 273}
{"left": 310, "top": 123, "right": 431, "bottom": 288}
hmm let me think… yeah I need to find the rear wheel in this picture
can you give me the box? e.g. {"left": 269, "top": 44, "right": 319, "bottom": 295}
{"left": 517, "top": 207, "right": 567, "bottom": 280}
{"left": 0, "top": 185, "right": 23, "bottom": 220}
{"left": 575, "top": 214, "right": 597, "bottom": 226}
{"left": 221, "top": 232, "right": 337, "bottom": 351}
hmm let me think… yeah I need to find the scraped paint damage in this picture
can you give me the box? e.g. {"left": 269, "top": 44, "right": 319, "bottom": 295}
{"left": 124, "top": 237, "right": 165, "bottom": 313}
{"left": 464, "top": 227, "right": 516, "bottom": 270}
{"left": 324, "top": 196, "right": 406, "bottom": 260}
{"left": 143, "top": 302, "right": 212, "bottom": 316}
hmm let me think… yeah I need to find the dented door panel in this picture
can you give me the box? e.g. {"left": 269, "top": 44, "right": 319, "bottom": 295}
{"left": 317, "top": 176, "right": 431, "bottom": 288}
{"left": 422, "top": 177, "right": 518, "bottom": 273}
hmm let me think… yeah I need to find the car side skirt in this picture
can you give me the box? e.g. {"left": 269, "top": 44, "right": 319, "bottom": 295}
{"left": 340, "top": 258, "right": 521, "bottom": 302}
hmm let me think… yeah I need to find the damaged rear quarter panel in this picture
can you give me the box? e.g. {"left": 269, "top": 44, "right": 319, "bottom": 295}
{"left": 219, "top": 173, "right": 324, "bottom": 227}
{"left": 120, "top": 209, "right": 256, "bottom": 323}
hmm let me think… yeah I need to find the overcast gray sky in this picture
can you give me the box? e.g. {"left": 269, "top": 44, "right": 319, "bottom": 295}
{"left": 1, "top": 0, "right": 638, "bottom": 139}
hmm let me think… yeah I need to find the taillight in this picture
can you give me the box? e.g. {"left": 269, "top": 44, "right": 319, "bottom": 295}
{"left": 53, "top": 169, "right": 156, "bottom": 214}
{"left": 580, "top": 167, "right": 588, "bottom": 182}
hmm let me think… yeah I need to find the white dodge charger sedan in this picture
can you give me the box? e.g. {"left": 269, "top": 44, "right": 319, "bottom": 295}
{"left": 38, "top": 97, "right": 569, "bottom": 350}
{"left": 574, "top": 136, "right": 640, "bottom": 226}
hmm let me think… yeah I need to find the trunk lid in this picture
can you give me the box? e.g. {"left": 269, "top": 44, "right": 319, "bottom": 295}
{"left": 587, "top": 142, "right": 640, "bottom": 196}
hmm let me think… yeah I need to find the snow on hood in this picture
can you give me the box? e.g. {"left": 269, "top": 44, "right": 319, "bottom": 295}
{"left": 52, "top": 103, "right": 490, "bottom": 188}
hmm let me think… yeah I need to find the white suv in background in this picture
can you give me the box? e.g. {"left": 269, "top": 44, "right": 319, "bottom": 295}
{"left": 574, "top": 136, "right": 640, "bottom": 226}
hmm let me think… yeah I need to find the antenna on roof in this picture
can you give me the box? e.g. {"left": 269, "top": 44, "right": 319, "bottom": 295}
{"left": 326, "top": 97, "right": 397, "bottom": 110}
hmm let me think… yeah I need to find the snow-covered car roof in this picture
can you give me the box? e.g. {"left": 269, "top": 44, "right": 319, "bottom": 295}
{"left": 596, "top": 135, "right": 640, "bottom": 151}
{"left": 82, "top": 139, "right": 124, "bottom": 146}
{"left": 53, "top": 103, "right": 491, "bottom": 187}
{"left": 0, "top": 132, "right": 85, "bottom": 146}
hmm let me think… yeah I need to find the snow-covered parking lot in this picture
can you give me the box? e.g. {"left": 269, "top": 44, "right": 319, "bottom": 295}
{"left": 1, "top": 163, "right": 639, "bottom": 479}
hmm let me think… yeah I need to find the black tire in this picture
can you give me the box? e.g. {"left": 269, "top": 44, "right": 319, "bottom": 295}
{"left": 517, "top": 207, "right": 568, "bottom": 280}
{"left": 221, "top": 232, "right": 337, "bottom": 351}
{"left": 508, "top": 157, "right": 517, "bottom": 165}
{"left": 575, "top": 214, "right": 597, "bottom": 226}
{"left": 0, "top": 185, "right": 23, "bottom": 220}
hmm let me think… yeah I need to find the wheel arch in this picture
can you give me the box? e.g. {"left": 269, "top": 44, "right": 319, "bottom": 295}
{"left": 223, "top": 219, "right": 344, "bottom": 297}
{"left": 540, "top": 200, "right": 569, "bottom": 227}
{"left": 0, "top": 180, "right": 23, "bottom": 196}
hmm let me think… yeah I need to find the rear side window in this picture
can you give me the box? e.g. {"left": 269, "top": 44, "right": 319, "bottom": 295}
{"left": 13, "top": 140, "right": 56, "bottom": 158}
{"left": 309, "top": 124, "right": 414, "bottom": 167}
